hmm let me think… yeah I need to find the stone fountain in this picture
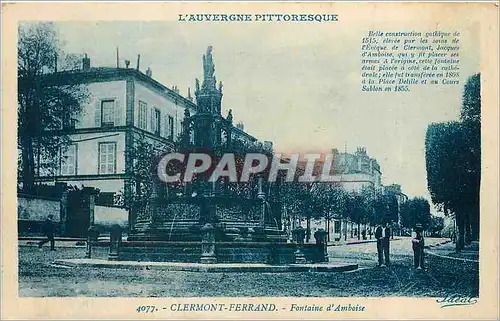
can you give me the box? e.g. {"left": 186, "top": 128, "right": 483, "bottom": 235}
{"left": 98, "top": 47, "right": 328, "bottom": 264}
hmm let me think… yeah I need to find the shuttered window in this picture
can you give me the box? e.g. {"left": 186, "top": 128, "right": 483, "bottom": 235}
{"left": 153, "top": 108, "right": 161, "bottom": 136}
{"left": 101, "top": 100, "right": 115, "bottom": 127}
{"left": 60, "top": 144, "right": 77, "bottom": 175}
{"left": 138, "top": 101, "right": 147, "bottom": 130}
{"left": 98, "top": 142, "right": 116, "bottom": 174}
{"left": 168, "top": 116, "right": 174, "bottom": 139}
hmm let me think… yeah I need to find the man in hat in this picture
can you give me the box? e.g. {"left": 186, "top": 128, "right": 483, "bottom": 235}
{"left": 375, "top": 221, "right": 391, "bottom": 267}
{"left": 412, "top": 223, "right": 425, "bottom": 270}
{"left": 38, "top": 214, "right": 56, "bottom": 250}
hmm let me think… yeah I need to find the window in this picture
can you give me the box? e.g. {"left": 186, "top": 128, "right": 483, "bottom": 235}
{"left": 60, "top": 144, "right": 77, "bottom": 175}
{"left": 168, "top": 116, "right": 174, "bottom": 139}
{"left": 138, "top": 101, "right": 147, "bottom": 130}
{"left": 101, "top": 100, "right": 115, "bottom": 127}
{"left": 98, "top": 142, "right": 116, "bottom": 174}
{"left": 152, "top": 108, "right": 161, "bottom": 136}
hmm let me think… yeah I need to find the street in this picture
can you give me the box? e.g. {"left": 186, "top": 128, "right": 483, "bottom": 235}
{"left": 18, "top": 237, "right": 478, "bottom": 297}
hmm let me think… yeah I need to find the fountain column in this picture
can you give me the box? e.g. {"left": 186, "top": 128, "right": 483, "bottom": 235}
{"left": 257, "top": 175, "right": 266, "bottom": 228}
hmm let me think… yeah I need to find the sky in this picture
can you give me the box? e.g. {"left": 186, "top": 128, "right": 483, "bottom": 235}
{"left": 56, "top": 21, "right": 479, "bottom": 206}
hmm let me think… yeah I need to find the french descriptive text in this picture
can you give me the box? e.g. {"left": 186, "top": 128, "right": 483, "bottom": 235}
{"left": 360, "top": 30, "right": 461, "bottom": 92}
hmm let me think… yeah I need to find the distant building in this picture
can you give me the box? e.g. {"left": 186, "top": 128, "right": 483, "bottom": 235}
{"left": 383, "top": 184, "right": 408, "bottom": 207}
{"left": 306, "top": 147, "right": 407, "bottom": 243}
{"left": 330, "top": 147, "right": 382, "bottom": 193}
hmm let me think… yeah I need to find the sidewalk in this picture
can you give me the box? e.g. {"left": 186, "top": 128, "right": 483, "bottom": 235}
{"left": 18, "top": 236, "right": 108, "bottom": 248}
{"left": 425, "top": 240, "right": 479, "bottom": 262}
{"left": 53, "top": 258, "right": 358, "bottom": 273}
{"left": 327, "top": 237, "right": 402, "bottom": 247}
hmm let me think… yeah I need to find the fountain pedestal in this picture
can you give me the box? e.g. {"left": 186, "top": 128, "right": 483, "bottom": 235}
{"left": 292, "top": 227, "right": 307, "bottom": 264}
{"left": 200, "top": 223, "right": 217, "bottom": 263}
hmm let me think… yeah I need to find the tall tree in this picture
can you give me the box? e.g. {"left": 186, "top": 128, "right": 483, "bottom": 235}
{"left": 428, "top": 215, "right": 445, "bottom": 237}
{"left": 400, "top": 197, "right": 431, "bottom": 230}
{"left": 425, "top": 73, "right": 481, "bottom": 251}
{"left": 460, "top": 74, "right": 481, "bottom": 242}
{"left": 119, "top": 133, "right": 171, "bottom": 227}
{"left": 18, "top": 22, "right": 89, "bottom": 190}
{"left": 311, "top": 183, "right": 346, "bottom": 241}
{"left": 460, "top": 74, "right": 481, "bottom": 123}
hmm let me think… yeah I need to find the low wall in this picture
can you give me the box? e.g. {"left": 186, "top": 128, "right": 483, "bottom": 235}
{"left": 94, "top": 205, "right": 128, "bottom": 228}
{"left": 111, "top": 241, "right": 326, "bottom": 264}
{"left": 18, "top": 194, "right": 61, "bottom": 235}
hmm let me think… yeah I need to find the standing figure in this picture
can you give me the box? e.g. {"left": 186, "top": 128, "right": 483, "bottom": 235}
{"left": 412, "top": 224, "right": 425, "bottom": 270}
{"left": 375, "top": 221, "right": 391, "bottom": 267}
{"left": 38, "top": 214, "right": 56, "bottom": 250}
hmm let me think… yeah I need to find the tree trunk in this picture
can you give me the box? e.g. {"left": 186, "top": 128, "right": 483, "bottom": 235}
{"left": 465, "top": 213, "right": 472, "bottom": 245}
{"left": 471, "top": 207, "right": 479, "bottom": 241}
{"left": 453, "top": 217, "right": 457, "bottom": 243}
{"left": 350, "top": 221, "right": 353, "bottom": 238}
{"left": 357, "top": 223, "right": 361, "bottom": 240}
{"left": 344, "top": 220, "right": 347, "bottom": 241}
{"left": 306, "top": 216, "right": 311, "bottom": 243}
{"left": 456, "top": 213, "right": 465, "bottom": 252}
{"left": 21, "top": 135, "right": 35, "bottom": 192}
{"left": 326, "top": 218, "right": 330, "bottom": 242}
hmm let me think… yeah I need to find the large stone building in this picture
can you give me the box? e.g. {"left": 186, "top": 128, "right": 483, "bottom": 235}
{"left": 330, "top": 147, "right": 382, "bottom": 193}
{"left": 34, "top": 47, "right": 258, "bottom": 203}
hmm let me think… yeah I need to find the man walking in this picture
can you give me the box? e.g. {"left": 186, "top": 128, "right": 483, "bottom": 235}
{"left": 38, "top": 214, "right": 56, "bottom": 250}
{"left": 375, "top": 221, "right": 391, "bottom": 267}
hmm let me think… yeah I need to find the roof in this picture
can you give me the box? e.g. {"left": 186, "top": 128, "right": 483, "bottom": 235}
{"left": 35, "top": 67, "right": 198, "bottom": 111}
{"left": 30, "top": 66, "right": 259, "bottom": 143}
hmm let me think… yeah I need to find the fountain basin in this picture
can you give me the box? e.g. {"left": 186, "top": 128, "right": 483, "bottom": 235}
{"left": 92, "top": 240, "right": 327, "bottom": 264}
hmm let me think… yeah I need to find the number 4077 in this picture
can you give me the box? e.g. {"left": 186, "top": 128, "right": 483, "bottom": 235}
{"left": 136, "top": 306, "right": 157, "bottom": 313}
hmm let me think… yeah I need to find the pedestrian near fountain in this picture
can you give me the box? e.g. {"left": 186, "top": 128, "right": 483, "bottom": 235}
{"left": 412, "top": 224, "right": 425, "bottom": 270}
{"left": 375, "top": 221, "right": 391, "bottom": 267}
{"left": 38, "top": 214, "right": 56, "bottom": 251}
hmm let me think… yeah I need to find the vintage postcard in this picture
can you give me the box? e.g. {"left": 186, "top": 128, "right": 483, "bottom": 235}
{"left": 1, "top": 2, "right": 499, "bottom": 320}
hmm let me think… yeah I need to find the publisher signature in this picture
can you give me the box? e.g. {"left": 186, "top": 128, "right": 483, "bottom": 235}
{"left": 436, "top": 293, "right": 478, "bottom": 308}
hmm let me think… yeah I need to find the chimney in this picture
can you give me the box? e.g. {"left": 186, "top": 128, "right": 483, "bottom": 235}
{"left": 124, "top": 60, "right": 130, "bottom": 68}
{"left": 187, "top": 87, "right": 193, "bottom": 102}
{"left": 136, "top": 54, "right": 140, "bottom": 70}
{"left": 145, "top": 67, "right": 152, "bottom": 77}
{"left": 82, "top": 53, "right": 90, "bottom": 70}
{"left": 263, "top": 141, "right": 273, "bottom": 152}
{"left": 236, "top": 121, "right": 244, "bottom": 131}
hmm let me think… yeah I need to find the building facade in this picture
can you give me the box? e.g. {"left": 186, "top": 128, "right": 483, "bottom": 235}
{"left": 330, "top": 147, "right": 383, "bottom": 193}
{"left": 34, "top": 48, "right": 259, "bottom": 206}
{"left": 307, "top": 147, "right": 407, "bottom": 243}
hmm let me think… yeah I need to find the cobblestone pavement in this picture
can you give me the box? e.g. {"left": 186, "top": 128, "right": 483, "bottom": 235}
{"left": 327, "top": 237, "right": 448, "bottom": 266}
{"left": 18, "top": 237, "right": 478, "bottom": 297}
